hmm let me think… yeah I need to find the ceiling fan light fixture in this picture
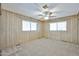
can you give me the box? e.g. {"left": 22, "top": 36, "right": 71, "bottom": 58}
{"left": 43, "top": 4, "right": 48, "bottom": 9}
{"left": 44, "top": 16, "right": 49, "bottom": 20}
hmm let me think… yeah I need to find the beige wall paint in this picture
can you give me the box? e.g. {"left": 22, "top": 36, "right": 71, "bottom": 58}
{"left": 0, "top": 4, "right": 1, "bottom": 50}
{"left": 78, "top": 13, "right": 79, "bottom": 44}
{"left": 0, "top": 9, "right": 43, "bottom": 49}
{"left": 44, "top": 15, "right": 79, "bottom": 44}
{"left": 0, "top": 3, "right": 1, "bottom": 15}
{"left": 0, "top": 15, "right": 1, "bottom": 50}
{"left": 0, "top": 7, "right": 79, "bottom": 50}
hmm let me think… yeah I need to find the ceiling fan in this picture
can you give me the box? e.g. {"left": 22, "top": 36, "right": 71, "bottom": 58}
{"left": 38, "top": 4, "right": 56, "bottom": 20}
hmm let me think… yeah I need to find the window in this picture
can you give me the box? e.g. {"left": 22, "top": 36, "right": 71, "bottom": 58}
{"left": 50, "top": 23, "right": 57, "bottom": 31}
{"left": 31, "top": 22, "right": 37, "bottom": 31}
{"left": 22, "top": 20, "right": 37, "bottom": 31}
{"left": 58, "top": 21, "right": 66, "bottom": 31}
{"left": 49, "top": 21, "right": 67, "bottom": 31}
{"left": 22, "top": 20, "right": 30, "bottom": 31}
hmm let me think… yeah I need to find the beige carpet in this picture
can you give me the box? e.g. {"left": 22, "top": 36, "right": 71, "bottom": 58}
{"left": 2, "top": 38, "right": 79, "bottom": 56}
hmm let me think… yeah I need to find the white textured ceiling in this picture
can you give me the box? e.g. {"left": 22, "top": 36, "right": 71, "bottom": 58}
{"left": 2, "top": 3, "right": 79, "bottom": 20}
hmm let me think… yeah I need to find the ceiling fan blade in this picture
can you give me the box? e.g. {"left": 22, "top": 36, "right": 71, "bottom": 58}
{"left": 43, "top": 4, "right": 48, "bottom": 9}
{"left": 38, "top": 14, "right": 43, "bottom": 16}
{"left": 49, "top": 16, "right": 56, "bottom": 17}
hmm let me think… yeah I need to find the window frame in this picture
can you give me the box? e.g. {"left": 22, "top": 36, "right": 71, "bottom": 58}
{"left": 57, "top": 21, "right": 67, "bottom": 31}
{"left": 22, "top": 20, "right": 30, "bottom": 31}
{"left": 49, "top": 22, "right": 57, "bottom": 31}
{"left": 30, "top": 22, "right": 38, "bottom": 31}
{"left": 49, "top": 21, "right": 67, "bottom": 31}
{"left": 22, "top": 20, "right": 38, "bottom": 31}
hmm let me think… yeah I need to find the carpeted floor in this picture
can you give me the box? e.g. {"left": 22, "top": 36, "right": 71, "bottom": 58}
{"left": 2, "top": 38, "right": 79, "bottom": 56}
